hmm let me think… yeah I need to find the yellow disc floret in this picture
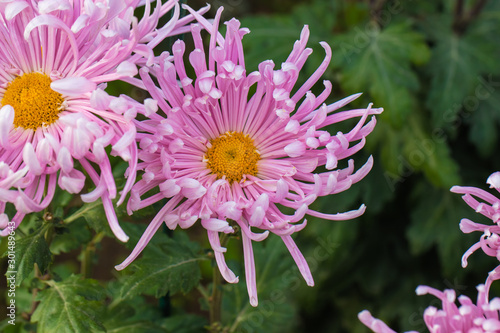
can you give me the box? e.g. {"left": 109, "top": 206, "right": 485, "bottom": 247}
{"left": 2, "top": 72, "right": 64, "bottom": 130}
{"left": 206, "top": 132, "right": 260, "bottom": 183}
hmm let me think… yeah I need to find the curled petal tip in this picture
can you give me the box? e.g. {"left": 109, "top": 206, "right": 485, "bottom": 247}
{"left": 358, "top": 310, "right": 371, "bottom": 320}
{"left": 249, "top": 296, "right": 258, "bottom": 307}
{"left": 114, "top": 264, "right": 125, "bottom": 271}
{"left": 119, "top": 234, "right": 130, "bottom": 243}
{"left": 415, "top": 285, "right": 427, "bottom": 295}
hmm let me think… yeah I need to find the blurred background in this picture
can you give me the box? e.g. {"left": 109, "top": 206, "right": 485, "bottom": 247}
{"left": 2, "top": 1, "right": 500, "bottom": 332}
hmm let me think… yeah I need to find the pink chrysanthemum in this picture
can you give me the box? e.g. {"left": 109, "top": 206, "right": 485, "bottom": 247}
{"left": 359, "top": 267, "right": 500, "bottom": 333}
{"left": 451, "top": 172, "right": 500, "bottom": 267}
{"left": 0, "top": 0, "right": 205, "bottom": 241}
{"left": 116, "top": 7, "right": 382, "bottom": 306}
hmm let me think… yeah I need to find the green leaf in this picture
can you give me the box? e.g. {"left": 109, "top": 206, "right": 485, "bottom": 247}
{"left": 160, "top": 314, "right": 209, "bottom": 333}
{"left": 375, "top": 113, "right": 460, "bottom": 190}
{"left": 4, "top": 222, "right": 51, "bottom": 286}
{"left": 0, "top": 318, "right": 31, "bottom": 333}
{"left": 65, "top": 200, "right": 113, "bottom": 236}
{"left": 240, "top": 15, "right": 303, "bottom": 69}
{"left": 425, "top": 17, "right": 498, "bottom": 130}
{"left": 103, "top": 280, "right": 167, "bottom": 332}
{"left": 103, "top": 303, "right": 165, "bottom": 333}
{"left": 119, "top": 256, "right": 202, "bottom": 299}
{"left": 118, "top": 227, "right": 203, "bottom": 299}
{"left": 222, "top": 237, "right": 298, "bottom": 333}
{"left": 334, "top": 22, "right": 430, "bottom": 127}
{"left": 402, "top": 113, "right": 461, "bottom": 188}
{"left": 241, "top": 0, "right": 337, "bottom": 73}
{"left": 468, "top": 90, "right": 500, "bottom": 157}
{"left": 50, "top": 219, "right": 92, "bottom": 255}
{"left": 31, "top": 275, "right": 106, "bottom": 333}
{"left": 407, "top": 183, "right": 478, "bottom": 276}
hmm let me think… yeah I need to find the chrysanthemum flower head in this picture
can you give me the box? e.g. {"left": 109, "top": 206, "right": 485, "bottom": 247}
{"left": 360, "top": 267, "right": 500, "bottom": 333}
{"left": 116, "top": 6, "right": 383, "bottom": 306}
{"left": 451, "top": 172, "right": 500, "bottom": 267}
{"left": 0, "top": 0, "right": 205, "bottom": 241}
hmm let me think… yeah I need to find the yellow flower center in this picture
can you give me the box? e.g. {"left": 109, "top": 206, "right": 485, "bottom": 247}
{"left": 206, "top": 132, "right": 260, "bottom": 183}
{"left": 2, "top": 72, "right": 64, "bottom": 130}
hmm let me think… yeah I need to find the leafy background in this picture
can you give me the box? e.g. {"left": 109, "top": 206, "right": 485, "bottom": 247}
{"left": 2, "top": 0, "right": 500, "bottom": 332}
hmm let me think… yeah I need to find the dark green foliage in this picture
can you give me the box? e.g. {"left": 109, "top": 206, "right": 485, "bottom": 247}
{"left": 31, "top": 276, "right": 106, "bottom": 333}
{"left": 221, "top": 237, "right": 298, "bottom": 333}
{"left": 50, "top": 219, "right": 92, "bottom": 255}
{"left": 335, "top": 22, "right": 430, "bottom": 127}
{"left": 6, "top": 222, "right": 52, "bottom": 286}
{"left": 118, "top": 225, "right": 203, "bottom": 299}
{"left": 407, "top": 183, "right": 477, "bottom": 276}
{"left": 159, "top": 314, "right": 209, "bottom": 333}
{"left": 102, "top": 295, "right": 166, "bottom": 333}
{"left": 468, "top": 91, "right": 500, "bottom": 157}
{"left": 65, "top": 200, "right": 113, "bottom": 236}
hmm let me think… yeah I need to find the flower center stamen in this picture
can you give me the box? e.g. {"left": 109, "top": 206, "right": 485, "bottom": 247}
{"left": 2, "top": 72, "right": 64, "bottom": 130}
{"left": 206, "top": 132, "right": 260, "bottom": 183}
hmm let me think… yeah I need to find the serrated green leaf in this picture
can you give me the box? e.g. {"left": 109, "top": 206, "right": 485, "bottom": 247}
{"left": 118, "top": 227, "right": 203, "bottom": 299}
{"left": 4, "top": 223, "right": 51, "bottom": 286}
{"left": 334, "top": 22, "right": 430, "bottom": 127}
{"left": 104, "top": 280, "right": 167, "bottom": 332}
{"left": 119, "top": 256, "right": 202, "bottom": 299}
{"left": 31, "top": 275, "right": 105, "bottom": 333}
{"left": 425, "top": 17, "right": 498, "bottom": 130}
{"left": 104, "top": 303, "right": 165, "bottom": 333}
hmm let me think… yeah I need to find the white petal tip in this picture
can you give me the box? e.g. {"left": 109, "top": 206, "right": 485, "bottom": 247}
{"left": 415, "top": 286, "right": 427, "bottom": 295}
{"left": 250, "top": 297, "right": 258, "bottom": 307}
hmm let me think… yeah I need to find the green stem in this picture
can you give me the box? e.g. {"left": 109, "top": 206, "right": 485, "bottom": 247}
{"left": 64, "top": 200, "right": 102, "bottom": 224}
{"left": 209, "top": 265, "right": 223, "bottom": 328}
{"left": 81, "top": 232, "right": 105, "bottom": 279}
{"left": 197, "top": 285, "right": 210, "bottom": 302}
{"left": 209, "top": 233, "right": 230, "bottom": 331}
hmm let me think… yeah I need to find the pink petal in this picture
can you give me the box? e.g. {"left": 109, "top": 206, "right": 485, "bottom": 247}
{"left": 487, "top": 172, "right": 500, "bottom": 189}
{"left": 116, "top": 61, "right": 138, "bottom": 77}
{"left": 56, "top": 146, "right": 73, "bottom": 173}
{"left": 284, "top": 141, "right": 306, "bottom": 158}
{"left": 5, "top": 1, "right": 29, "bottom": 21}
{"left": 38, "top": 0, "right": 71, "bottom": 14}
{"left": 58, "top": 169, "right": 85, "bottom": 194}
{"left": 159, "top": 179, "right": 181, "bottom": 198}
{"left": 0, "top": 105, "right": 14, "bottom": 147}
{"left": 23, "top": 143, "right": 43, "bottom": 175}
{"left": 51, "top": 77, "right": 97, "bottom": 96}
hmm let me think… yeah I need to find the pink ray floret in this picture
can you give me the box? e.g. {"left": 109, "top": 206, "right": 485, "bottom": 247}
{"left": 360, "top": 173, "right": 500, "bottom": 332}
{"left": 360, "top": 267, "right": 500, "bottom": 333}
{"left": 116, "top": 7, "right": 383, "bottom": 306}
{"left": 450, "top": 172, "right": 500, "bottom": 267}
{"left": 0, "top": 0, "right": 207, "bottom": 241}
